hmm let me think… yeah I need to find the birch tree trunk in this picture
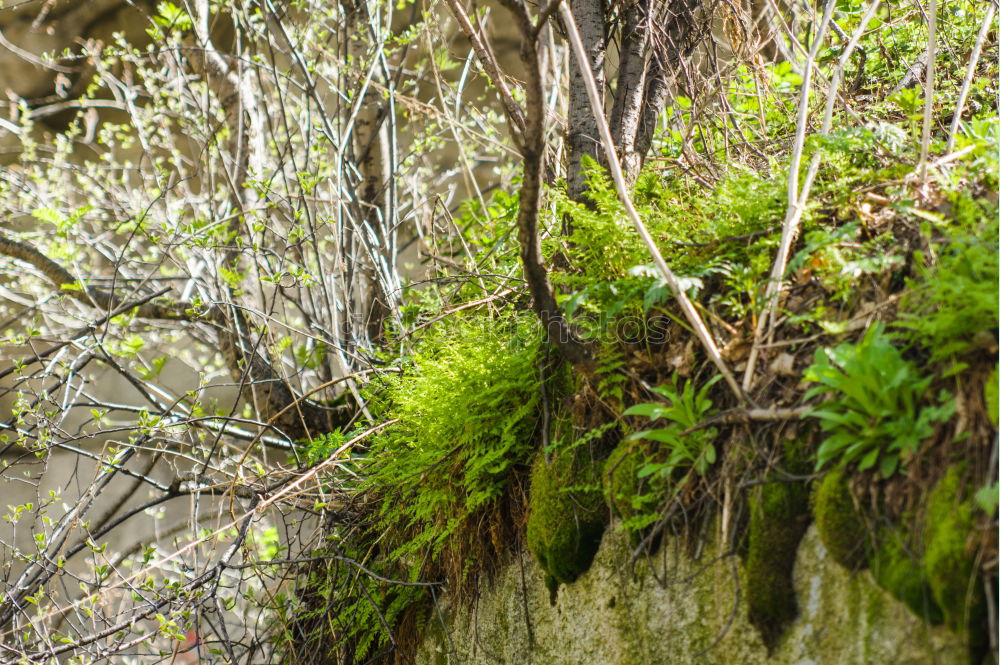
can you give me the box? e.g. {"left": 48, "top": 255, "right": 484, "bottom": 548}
{"left": 610, "top": 0, "right": 652, "bottom": 186}
{"left": 565, "top": 0, "right": 607, "bottom": 203}
{"left": 343, "top": 0, "right": 399, "bottom": 344}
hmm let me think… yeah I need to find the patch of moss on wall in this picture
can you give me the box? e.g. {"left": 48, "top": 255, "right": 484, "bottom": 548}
{"left": 526, "top": 450, "right": 607, "bottom": 600}
{"left": 812, "top": 470, "right": 870, "bottom": 570}
{"left": 745, "top": 477, "right": 812, "bottom": 650}
{"left": 603, "top": 442, "right": 639, "bottom": 519}
{"left": 923, "top": 467, "right": 985, "bottom": 650}
{"left": 858, "top": 465, "right": 988, "bottom": 662}
{"left": 869, "top": 528, "right": 944, "bottom": 625}
{"left": 601, "top": 440, "right": 666, "bottom": 547}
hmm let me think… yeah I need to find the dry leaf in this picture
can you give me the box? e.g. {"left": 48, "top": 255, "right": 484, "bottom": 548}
{"left": 771, "top": 352, "right": 796, "bottom": 377}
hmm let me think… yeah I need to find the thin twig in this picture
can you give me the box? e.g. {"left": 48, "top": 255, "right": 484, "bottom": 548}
{"left": 918, "top": 0, "right": 937, "bottom": 181}
{"left": 677, "top": 406, "right": 811, "bottom": 436}
{"left": 443, "top": 0, "right": 528, "bottom": 138}
{"left": 742, "top": 0, "right": 838, "bottom": 392}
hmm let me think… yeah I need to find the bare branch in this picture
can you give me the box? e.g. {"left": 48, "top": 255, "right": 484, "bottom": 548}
{"left": 0, "top": 232, "right": 351, "bottom": 439}
{"left": 918, "top": 0, "right": 938, "bottom": 181}
{"left": 444, "top": 0, "right": 528, "bottom": 139}
{"left": 0, "top": 232, "right": 192, "bottom": 321}
{"left": 633, "top": 0, "right": 704, "bottom": 171}
{"left": 494, "top": 0, "right": 596, "bottom": 367}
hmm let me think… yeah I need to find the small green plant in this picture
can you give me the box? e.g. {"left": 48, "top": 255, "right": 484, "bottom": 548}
{"left": 804, "top": 325, "right": 955, "bottom": 477}
{"left": 788, "top": 222, "right": 903, "bottom": 306}
{"left": 623, "top": 373, "right": 722, "bottom": 478}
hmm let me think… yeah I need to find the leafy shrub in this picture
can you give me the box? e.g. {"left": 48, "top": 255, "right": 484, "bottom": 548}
{"left": 553, "top": 161, "right": 784, "bottom": 335}
{"left": 804, "top": 324, "right": 954, "bottom": 477}
{"left": 787, "top": 222, "right": 903, "bottom": 305}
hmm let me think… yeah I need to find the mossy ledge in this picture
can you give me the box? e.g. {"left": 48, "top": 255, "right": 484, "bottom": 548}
{"left": 288, "top": 106, "right": 998, "bottom": 663}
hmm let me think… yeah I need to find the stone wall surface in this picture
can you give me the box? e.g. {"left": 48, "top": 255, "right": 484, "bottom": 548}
{"left": 417, "top": 526, "right": 967, "bottom": 665}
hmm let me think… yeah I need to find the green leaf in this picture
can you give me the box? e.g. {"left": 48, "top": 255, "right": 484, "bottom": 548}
{"left": 975, "top": 483, "right": 998, "bottom": 516}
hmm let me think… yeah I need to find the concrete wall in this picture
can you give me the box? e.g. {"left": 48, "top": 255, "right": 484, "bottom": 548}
{"left": 417, "top": 526, "right": 968, "bottom": 665}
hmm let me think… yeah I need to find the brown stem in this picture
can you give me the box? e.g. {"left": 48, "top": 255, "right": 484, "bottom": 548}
{"left": 496, "top": 0, "right": 594, "bottom": 368}
{"left": 633, "top": 0, "right": 703, "bottom": 167}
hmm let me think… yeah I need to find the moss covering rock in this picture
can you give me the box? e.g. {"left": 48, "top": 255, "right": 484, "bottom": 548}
{"left": 745, "top": 478, "right": 812, "bottom": 650}
{"left": 923, "top": 467, "right": 984, "bottom": 640}
{"left": 526, "top": 450, "right": 608, "bottom": 599}
{"left": 812, "top": 470, "right": 871, "bottom": 570}
{"left": 869, "top": 528, "right": 943, "bottom": 625}
{"left": 862, "top": 465, "right": 987, "bottom": 662}
{"left": 417, "top": 523, "right": 972, "bottom": 665}
{"left": 602, "top": 440, "right": 665, "bottom": 547}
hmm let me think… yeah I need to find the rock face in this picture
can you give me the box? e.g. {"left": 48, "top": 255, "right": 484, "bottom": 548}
{"left": 417, "top": 526, "right": 967, "bottom": 665}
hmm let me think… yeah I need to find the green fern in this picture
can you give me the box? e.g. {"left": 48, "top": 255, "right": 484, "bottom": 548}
{"left": 364, "top": 313, "right": 544, "bottom": 559}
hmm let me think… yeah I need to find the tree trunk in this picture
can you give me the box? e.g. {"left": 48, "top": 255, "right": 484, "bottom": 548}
{"left": 610, "top": 0, "right": 651, "bottom": 185}
{"left": 565, "top": 0, "right": 607, "bottom": 203}
{"left": 634, "top": 0, "right": 703, "bottom": 169}
{"left": 344, "top": 0, "right": 398, "bottom": 345}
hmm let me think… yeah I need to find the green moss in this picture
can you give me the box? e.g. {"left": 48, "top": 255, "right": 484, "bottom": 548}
{"left": 811, "top": 470, "right": 870, "bottom": 570}
{"left": 985, "top": 366, "right": 998, "bottom": 427}
{"left": 923, "top": 467, "right": 984, "bottom": 638}
{"left": 745, "top": 478, "right": 811, "bottom": 650}
{"left": 365, "top": 314, "right": 544, "bottom": 562}
{"left": 526, "top": 450, "right": 607, "bottom": 599}
{"left": 603, "top": 441, "right": 638, "bottom": 518}
{"left": 869, "top": 528, "right": 943, "bottom": 625}
{"left": 602, "top": 440, "right": 659, "bottom": 542}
